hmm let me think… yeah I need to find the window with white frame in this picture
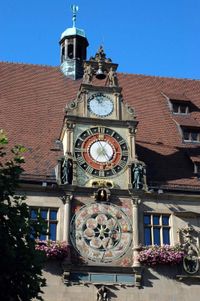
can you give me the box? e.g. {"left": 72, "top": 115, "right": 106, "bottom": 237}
{"left": 171, "top": 101, "right": 190, "bottom": 115}
{"left": 144, "top": 214, "right": 170, "bottom": 246}
{"left": 30, "top": 207, "right": 58, "bottom": 241}
{"left": 182, "top": 128, "right": 200, "bottom": 143}
{"left": 194, "top": 163, "right": 200, "bottom": 178}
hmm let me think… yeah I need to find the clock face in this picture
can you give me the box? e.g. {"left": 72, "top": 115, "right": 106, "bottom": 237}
{"left": 74, "top": 127, "right": 129, "bottom": 178}
{"left": 88, "top": 93, "right": 114, "bottom": 117}
{"left": 70, "top": 202, "right": 132, "bottom": 263}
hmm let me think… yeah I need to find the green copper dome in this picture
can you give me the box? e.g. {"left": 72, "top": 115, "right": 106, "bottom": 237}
{"left": 60, "top": 27, "right": 86, "bottom": 40}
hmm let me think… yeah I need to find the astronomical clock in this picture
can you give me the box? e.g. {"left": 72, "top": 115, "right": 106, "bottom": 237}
{"left": 59, "top": 47, "right": 145, "bottom": 287}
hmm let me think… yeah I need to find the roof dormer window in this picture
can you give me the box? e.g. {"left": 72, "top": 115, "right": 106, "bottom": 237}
{"left": 182, "top": 127, "right": 200, "bottom": 143}
{"left": 172, "top": 101, "right": 190, "bottom": 115}
{"left": 194, "top": 163, "right": 200, "bottom": 178}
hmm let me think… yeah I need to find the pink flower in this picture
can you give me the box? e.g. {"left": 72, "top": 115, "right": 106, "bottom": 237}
{"left": 138, "top": 245, "right": 184, "bottom": 267}
{"left": 35, "top": 240, "right": 69, "bottom": 260}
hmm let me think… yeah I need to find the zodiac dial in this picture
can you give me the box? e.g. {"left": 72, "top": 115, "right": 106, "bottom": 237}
{"left": 70, "top": 202, "right": 132, "bottom": 263}
{"left": 74, "top": 127, "right": 129, "bottom": 178}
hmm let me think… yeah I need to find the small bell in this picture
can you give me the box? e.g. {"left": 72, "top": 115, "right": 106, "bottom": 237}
{"left": 96, "top": 63, "right": 106, "bottom": 80}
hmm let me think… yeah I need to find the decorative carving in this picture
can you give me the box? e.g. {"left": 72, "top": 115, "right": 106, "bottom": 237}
{"left": 61, "top": 157, "right": 73, "bottom": 185}
{"left": 83, "top": 46, "right": 118, "bottom": 84}
{"left": 66, "top": 99, "right": 78, "bottom": 111}
{"left": 97, "top": 286, "right": 109, "bottom": 301}
{"left": 106, "top": 67, "right": 118, "bottom": 87}
{"left": 178, "top": 225, "right": 200, "bottom": 274}
{"left": 126, "top": 105, "right": 135, "bottom": 116}
{"left": 128, "top": 125, "right": 137, "bottom": 134}
{"left": 66, "top": 122, "right": 75, "bottom": 130}
{"left": 62, "top": 271, "right": 70, "bottom": 285}
{"left": 60, "top": 194, "right": 73, "bottom": 205}
{"left": 90, "top": 179, "right": 114, "bottom": 189}
{"left": 132, "top": 162, "right": 146, "bottom": 190}
{"left": 132, "top": 266, "right": 143, "bottom": 288}
{"left": 131, "top": 197, "right": 141, "bottom": 206}
{"left": 71, "top": 4, "right": 79, "bottom": 28}
{"left": 183, "top": 245, "right": 199, "bottom": 274}
{"left": 83, "top": 63, "right": 93, "bottom": 84}
{"left": 94, "top": 188, "right": 111, "bottom": 202}
{"left": 90, "top": 46, "right": 112, "bottom": 64}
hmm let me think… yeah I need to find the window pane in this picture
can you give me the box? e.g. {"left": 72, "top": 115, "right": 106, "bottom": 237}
{"left": 41, "top": 209, "right": 48, "bottom": 219}
{"left": 183, "top": 130, "right": 189, "bottom": 140}
{"left": 49, "top": 223, "right": 57, "bottom": 241}
{"left": 180, "top": 105, "right": 187, "bottom": 114}
{"left": 163, "top": 228, "right": 170, "bottom": 244}
{"left": 39, "top": 233, "right": 46, "bottom": 241}
{"left": 191, "top": 132, "right": 198, "bottom": 141}
{"left": 144, "top": 227, "right": 151, "bottom": 245}
{"left": 30, "top": 209, "right": 38, "bottom": 219}
{"left": 50, "top": 210, "right": 57, "bottom": 220}
{"left": 162, "top": 216, "right": 169, "bottom": 225}
{"left": 144, "top": 215, "right": 151, "bottom": 225}
{"left": 172, "top": 103, "right": 179, "bottom": 113}
{"left": 153, "top": 228, "right": 160, "bottom": 245}
{"left": 153, "top": 215, "right": 160, "bottom": 225}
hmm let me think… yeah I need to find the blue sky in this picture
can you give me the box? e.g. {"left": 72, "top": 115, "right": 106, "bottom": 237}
{"left": 0, "top": 0, "right": 199, "bottom": 79}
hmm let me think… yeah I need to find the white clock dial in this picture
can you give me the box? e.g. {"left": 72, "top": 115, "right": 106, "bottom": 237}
{"left": 89, "top": 141, "right": 114, "bottom": 163}
{"left": 88, "top": 93, "right": 114, "bottom": 117}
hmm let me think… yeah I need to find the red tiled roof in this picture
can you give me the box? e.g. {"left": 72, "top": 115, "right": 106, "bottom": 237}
{"left": 172, "top": 115, "right": 200, "bottom": 127}
{"left": 163, "top": 92, "right": 190, "bottom": 102}
{"left": 1, "top": 62, "right": 200, "bottom": 189}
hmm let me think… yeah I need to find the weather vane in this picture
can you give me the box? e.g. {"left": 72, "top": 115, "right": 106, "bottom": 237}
{"left": 71, "top": 4, "right": 79, "bottom": 28}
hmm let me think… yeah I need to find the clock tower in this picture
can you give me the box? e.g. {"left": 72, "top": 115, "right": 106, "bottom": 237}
{"left": 58, "top": 46, "right": 147, "bottom": 287}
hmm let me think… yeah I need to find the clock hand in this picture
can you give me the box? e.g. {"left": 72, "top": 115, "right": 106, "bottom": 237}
{"left": 94, "top": 141, "right": 109, "bottom": 162}
{"left": 97, "top": 141, "right": 111, "bottom": 161}
{"left": 101, "top": 220, "right": 119, "bottom": 262}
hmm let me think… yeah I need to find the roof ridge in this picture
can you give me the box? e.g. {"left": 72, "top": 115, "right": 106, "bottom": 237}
{"left": 0, "top": 61, "right": 59, "bottom": 69}
{"left": 0, "top": 61, "right": 200, "bottom": 81}
{"left": 118, "top": 71, "right": 200, "bottom": 82}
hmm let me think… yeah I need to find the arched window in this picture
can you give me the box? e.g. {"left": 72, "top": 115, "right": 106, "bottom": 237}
{"left": 68, "top": 44, "right": 74, "bottom": 59}
{"left": 61, "top": 46, "right": 65, "bottom": 62}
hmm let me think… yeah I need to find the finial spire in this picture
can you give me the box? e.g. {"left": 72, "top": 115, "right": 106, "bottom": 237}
{"left": 71, "top": 4, "right": 79, "bottom": 28}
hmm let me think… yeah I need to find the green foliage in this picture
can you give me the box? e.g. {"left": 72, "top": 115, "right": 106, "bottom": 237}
{"left": 0, "top": 130, "right": 46, "bottom": 301}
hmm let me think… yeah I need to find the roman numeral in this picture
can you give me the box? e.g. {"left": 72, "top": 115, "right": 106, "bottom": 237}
{"left": 86, "top": 129, "right": 93, "bottom": 136}
{"left": 86, "top": 166, "right": 94, "bottom": 174}
{"left": 122, "top": 150, "right": 128, "bottom": 156}
{"left": 119, "top": 139, "right": 126, "bottom": 145}
{"left": 77, "top": 156, "right": 85, "bottom": 165}
{"left": 119, "top": 160, "right": 127, "bottom": 168}
{"left": 74, "top": 148, "right": 86, "bottom": 152}
{"left": 111, "top": 169, "right": 117, "bottom": 175}
{"left": 99, "top": 170, "right": 105, "bottom": 177}
{"left": 98, "top": 127, "right": 105, "bottom": 134}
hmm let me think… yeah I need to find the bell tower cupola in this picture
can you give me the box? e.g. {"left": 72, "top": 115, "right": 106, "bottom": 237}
{"left": 59, "top": 5, "right": 89, "bottom": 80}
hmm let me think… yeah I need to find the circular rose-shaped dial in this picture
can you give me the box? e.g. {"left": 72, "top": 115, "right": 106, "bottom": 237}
{"left": 74, "top": 127, "right": 128, "bottom": 177}
{"left": 70, "top": 203, "right": 132, "bottom": 263}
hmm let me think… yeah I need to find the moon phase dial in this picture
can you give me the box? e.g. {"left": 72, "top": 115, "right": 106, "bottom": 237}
{"left": 70, "top": 203, "right": 132, "bottom": 263}
{"left": 74, "top": 127, "right": 129, "bottom": 177}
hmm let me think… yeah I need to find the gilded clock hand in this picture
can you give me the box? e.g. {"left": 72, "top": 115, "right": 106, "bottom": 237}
{"left": 101, "top": 220, "right": 119, "bottom": 262}
{"left": 97, "top": 141, "right": 112, "bottom": 161}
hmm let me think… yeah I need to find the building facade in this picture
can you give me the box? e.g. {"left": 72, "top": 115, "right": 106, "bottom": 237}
{"left": 1, "top": 7, "right": 200, "bottom": 301}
